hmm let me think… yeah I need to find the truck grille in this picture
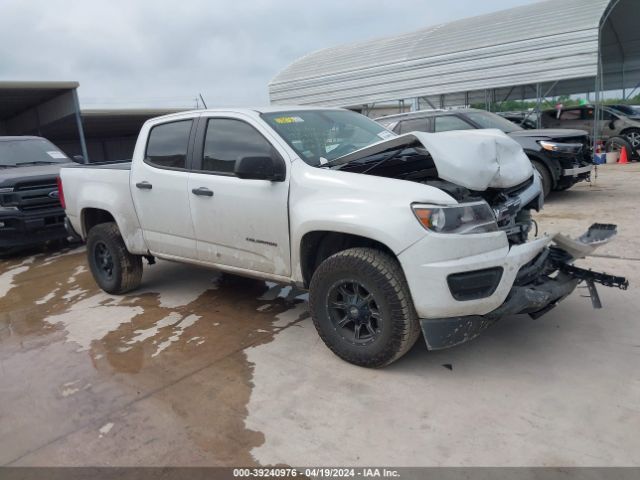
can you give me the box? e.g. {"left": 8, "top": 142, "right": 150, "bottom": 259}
{"left": 13, "top": 180, "right": 61, "bottom": 211}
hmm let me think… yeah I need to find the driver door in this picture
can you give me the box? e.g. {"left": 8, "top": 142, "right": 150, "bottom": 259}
{"left": 187, "top": 114, "right": 291, "bottom": 276}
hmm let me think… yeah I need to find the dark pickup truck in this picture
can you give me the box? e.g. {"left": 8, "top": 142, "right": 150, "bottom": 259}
{"left": 376, "top": 109, "right": 593, "bottom": 198}
{"left": 0, "top": 136, "right": 75, "bottom": 253}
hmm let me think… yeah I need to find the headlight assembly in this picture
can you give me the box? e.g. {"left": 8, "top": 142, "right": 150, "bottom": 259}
{"left": 412, "top": 201, "right": 498, "bottom": 234}
{"left": 539, "top": 140, "right": 583, "bottom": 154}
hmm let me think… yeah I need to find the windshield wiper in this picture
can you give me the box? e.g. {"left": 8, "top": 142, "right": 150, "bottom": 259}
{"left": 332, "top": 147, "right": 406, "bottom": 173}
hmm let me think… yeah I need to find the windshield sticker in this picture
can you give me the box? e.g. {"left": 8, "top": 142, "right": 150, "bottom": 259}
{"left": 274, "top": 116, "right": 304, "bottom": 124}
{"left": 47, "top": 151, "right": 67, "bottom": 159}
{"left": 377, "top": 130, "right": 395, "bottom": 140}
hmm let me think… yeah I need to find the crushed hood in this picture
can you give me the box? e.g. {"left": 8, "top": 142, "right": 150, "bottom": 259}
{"left": 330, "top": 129, "right": 533, "bottom": 191}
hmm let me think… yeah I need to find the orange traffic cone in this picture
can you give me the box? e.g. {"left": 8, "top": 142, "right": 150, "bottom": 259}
{"left": 619, "top": 146, "right": 629, "bottom": 164}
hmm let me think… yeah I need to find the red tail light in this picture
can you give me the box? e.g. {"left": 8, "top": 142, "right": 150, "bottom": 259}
{"left": 56, "top": 176, "right": 66, "bottom": 209}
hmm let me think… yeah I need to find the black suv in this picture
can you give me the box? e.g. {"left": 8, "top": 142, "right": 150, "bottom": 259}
{"left": 0, "top": 136, "right": 75, "bottom": 253}
{"left": 375, "top": 109, "right": 593, "bottom": 197}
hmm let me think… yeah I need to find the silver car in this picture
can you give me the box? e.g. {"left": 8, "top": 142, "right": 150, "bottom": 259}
{"left": 541, "top": 105, "right": 640, "bottom": 157}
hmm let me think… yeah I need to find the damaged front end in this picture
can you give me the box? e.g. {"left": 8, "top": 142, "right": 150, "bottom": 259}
{"left": 421, "top": 223, "right": 629, "bottom": 351}
{"left": 329, "top": 129, "right": 628, "bottom": 350}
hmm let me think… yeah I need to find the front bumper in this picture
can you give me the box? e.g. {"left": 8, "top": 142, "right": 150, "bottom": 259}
{"left": 402, "top": 224, "right": 627, "bottom": 351}
{"left": 399, "top": 232, "right": 552, "bottom": 319}
{"left": 562, "top": 164, "right": 593, "bottom": 176}
{"left": 420, "top": 267, "right": 579, "bottom": 350}
{"left": 0, "top": 208, "right": 68, "bottom": 248}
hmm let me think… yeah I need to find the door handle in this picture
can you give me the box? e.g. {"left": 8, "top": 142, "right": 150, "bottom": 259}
{"left": 136, "top": 181, "right": 152, "bottom": 190}
{"left": 192, "top": 187, "right": 214, "bottom": 197}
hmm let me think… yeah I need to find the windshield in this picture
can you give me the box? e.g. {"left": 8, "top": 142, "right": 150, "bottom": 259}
{"left": 464, "top": 111, "right": 523, "bottom": 133}
{"left": 262, "top": 110, "right": 394, "bottom": 166}
{"left": 0, "top": 138, "right": 69, "bottom": 167}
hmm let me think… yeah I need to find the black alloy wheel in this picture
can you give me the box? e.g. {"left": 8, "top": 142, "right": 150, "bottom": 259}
{"left": 327, "top": 280, "right": 382, "bottom": 346}
{"left": 93, "top": 241, "right": 115, "bottom": 281}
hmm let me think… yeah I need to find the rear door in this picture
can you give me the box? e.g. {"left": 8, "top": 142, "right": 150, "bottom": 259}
{"left": 130, "top": 117, "right": 199, "bottom": 259}
{"left": 583, "top": 107, "right": 618, "bottom": 139}
{"left": 187, "top": 114, "right": 291, "bottom": 276}
{"left": 556, "top": 108, "right": 583, "bottom": 130}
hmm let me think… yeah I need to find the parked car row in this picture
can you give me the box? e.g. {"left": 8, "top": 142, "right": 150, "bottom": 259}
{"left": 375, "top": 108, "right": 593, "bottom": 197}
{"left": 0, "top": 106, "right": 614, "bottom": 256}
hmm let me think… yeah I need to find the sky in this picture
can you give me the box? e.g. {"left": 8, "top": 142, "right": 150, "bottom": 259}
{"left": 0, "top": 0, "right": 539, "bottom": 109}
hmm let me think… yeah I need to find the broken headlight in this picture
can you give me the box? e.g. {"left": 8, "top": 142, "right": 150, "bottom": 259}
{"left": 412, "top": 201, "right": 498, "bottom": 234}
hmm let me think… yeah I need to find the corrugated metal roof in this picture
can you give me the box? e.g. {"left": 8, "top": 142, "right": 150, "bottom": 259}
{"left": 270, "top": 0, "right": 612, "bottom": 107}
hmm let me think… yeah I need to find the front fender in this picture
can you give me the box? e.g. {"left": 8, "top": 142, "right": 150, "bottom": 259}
{"left": 288, "top": 161, "right": 454, "bottom": 283}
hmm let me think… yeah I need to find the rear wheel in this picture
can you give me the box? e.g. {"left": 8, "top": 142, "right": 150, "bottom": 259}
{"left": 309, "top": 247, "right": 421, "bottom": 368}
{"left": 531, "top": 160, "right": 552, "bottom": 198}
{"left": 86, "top": 222, "right": 142, "bottom": 294}
{"left": 622, "top": 129, "right": 640, "bottom": 158}
{"left": 605, "top": 136, "right": 634, "bottom": 161}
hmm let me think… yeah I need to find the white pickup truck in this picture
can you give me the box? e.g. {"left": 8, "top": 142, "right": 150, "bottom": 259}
{"left": 59, "top": 107, "right": 627, "bottom": 367}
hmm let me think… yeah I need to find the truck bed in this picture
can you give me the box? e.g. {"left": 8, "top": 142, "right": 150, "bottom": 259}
{"left": 60, "top": 162, "right": 146, "bottom": 254}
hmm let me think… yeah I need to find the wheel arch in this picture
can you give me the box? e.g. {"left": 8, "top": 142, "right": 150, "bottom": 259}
{"left": 81, "top": 207, "right": 117, "bottom": 238}
{"left": 299, "top": 230, "right": 396, "bottom": 288}
{"left": 524, "top": 150, "right": 559, "bottom": 186}
{"left": 620, "top": 126, "right": 640, "bottom": 136}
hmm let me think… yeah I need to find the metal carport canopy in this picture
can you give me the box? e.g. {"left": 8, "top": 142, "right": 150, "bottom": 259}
{"left": 269, "top": 0, "right": 636, "bottom": 107}
{"left": 0, "top": 80, "right": 88, "bottom": 159}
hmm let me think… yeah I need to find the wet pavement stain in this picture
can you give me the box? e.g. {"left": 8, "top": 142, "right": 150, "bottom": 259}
{"left": 0, "top": 246, "right": 309, "bottom": 466}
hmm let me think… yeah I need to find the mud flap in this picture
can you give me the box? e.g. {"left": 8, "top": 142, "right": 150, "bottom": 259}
{"left": 420, "top": 317, "right": 499, "bottom": 351}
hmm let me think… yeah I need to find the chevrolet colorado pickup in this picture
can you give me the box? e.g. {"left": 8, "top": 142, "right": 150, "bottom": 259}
{"left": 59, "top": 108, "right": 627, "bottom": 367}
{"left": 0, "top": 136, "right": 74, "bottom": 254}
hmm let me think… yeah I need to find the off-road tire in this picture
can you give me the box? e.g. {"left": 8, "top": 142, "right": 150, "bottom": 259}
{"left": 309, "top": 247, "right": 421, "bottom": 368}
{"left": 86, "top": 222, "right": 142, "bottom": 294}
{"left": 531, "top": 159, "right": 552, "bottom": 198}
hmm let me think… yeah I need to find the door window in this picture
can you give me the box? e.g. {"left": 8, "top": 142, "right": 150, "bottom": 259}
{"left": 145, "top": 120, "right": 193, "bottom": 169}
{"left": 201, "top": 118, "right": 274, "bottom": 174}
{"left": 398, "top": 118, "right": 428, "bottom": 134}
{"left": 434, "top": 116, "right": 474, "bottom": 132}
{"left": 559, "top": 110, "right": 581, "bottom": 121}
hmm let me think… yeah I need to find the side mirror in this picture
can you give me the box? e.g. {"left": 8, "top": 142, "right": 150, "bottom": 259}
{"left": 608, "top": 120, "right": 616, "bottom": 130}
{"left": 234, "top": 155, "right": 285, "bottom": 181}
{"left": 72, "top": 155, "right": 85, "bottom": 164}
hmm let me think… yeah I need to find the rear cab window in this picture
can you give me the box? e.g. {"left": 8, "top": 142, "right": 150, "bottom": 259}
{"left": 145, "top": 120, "right": 193, "bottom": 169}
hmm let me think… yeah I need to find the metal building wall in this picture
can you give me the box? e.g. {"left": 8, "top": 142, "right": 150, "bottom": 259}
{"left": 269, "top": 0, "right": 614, "bottom": 108}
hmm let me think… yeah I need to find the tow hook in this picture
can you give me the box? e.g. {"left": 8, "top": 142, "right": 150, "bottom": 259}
{"left": 551, "top": 223, "right": 629, "bottom": 309}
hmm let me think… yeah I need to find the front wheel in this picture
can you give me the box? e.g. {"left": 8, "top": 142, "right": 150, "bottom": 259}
{"left": 531, "top": 160, "right": 552, "bottom": 198}
{"left": 309, "top": 248, "right": 421, "bottom": 368}
{"left": 622, "top": 129, "right": 640, "bottom": 159}
{"left": 86, "top": 222, "right": 143, "bottom": 294}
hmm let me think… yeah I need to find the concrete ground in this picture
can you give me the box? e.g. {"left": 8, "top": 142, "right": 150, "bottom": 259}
{"left": 0, "top": 164, "right": 639, "bottom": 467}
